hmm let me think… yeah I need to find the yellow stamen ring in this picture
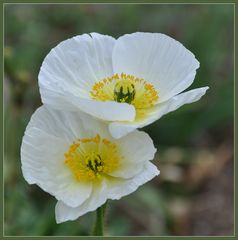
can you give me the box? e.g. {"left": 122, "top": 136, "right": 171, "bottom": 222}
{"left": 64, "top": 134, "right": 120, "bottom": 181}
{"left": 90, "top": 73, "right": 159, "bottom": 109}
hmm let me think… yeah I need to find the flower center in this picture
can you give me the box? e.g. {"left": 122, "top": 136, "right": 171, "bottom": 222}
{"left": 85, "top": 152, "right": 103, "bottom": 173}
{"left": 64, "top": 134, "right": 120, "bottom": 181}
{"left": 114, "top": 80, "right": 135, "bottom": 104}
{"left": 91, "top": 73, "right": 159, "bottom": 109}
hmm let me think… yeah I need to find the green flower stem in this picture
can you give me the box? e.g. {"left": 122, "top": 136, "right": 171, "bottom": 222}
{"left": 93, "top": 202, "right": 107, "bottom": 236}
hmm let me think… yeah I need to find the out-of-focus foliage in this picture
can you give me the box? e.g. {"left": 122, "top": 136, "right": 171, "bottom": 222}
{"left": 4, "top": 4, "right": 234, "bottom": 236}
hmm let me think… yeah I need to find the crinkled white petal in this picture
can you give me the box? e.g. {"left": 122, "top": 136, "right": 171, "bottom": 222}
{"left": 39, "top": 33, "right": 115, "bottom": 111}
{"left": 25, "top": 106, "right": 81, "bottom": 143}
{"left": 55, "top": 162, "right": 159, "bottom": 223}
{"left": 109, "top": 131, "right": 157, "bottom": 178}
{"left": 113, "top": 32, "right": 200, "bottom": 102}
{"left": 109, "top": 87, "right": 209, "bottom": 138}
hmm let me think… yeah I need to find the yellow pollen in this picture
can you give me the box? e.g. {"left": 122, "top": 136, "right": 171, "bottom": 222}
{"left": 91, "top": 73, "right": 159, "bottom": 109}
{"left": 64, "top": 134, "right": 120, "bottom": 181}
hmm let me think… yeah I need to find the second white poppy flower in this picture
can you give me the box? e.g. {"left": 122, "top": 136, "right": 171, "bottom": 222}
{"left": 21, "top": 106, "right": 159, "bottom": 223}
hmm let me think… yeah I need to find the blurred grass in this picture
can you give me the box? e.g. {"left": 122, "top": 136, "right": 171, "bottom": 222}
{"left": 4, "top": 4, "right": 234, "bottom": 236}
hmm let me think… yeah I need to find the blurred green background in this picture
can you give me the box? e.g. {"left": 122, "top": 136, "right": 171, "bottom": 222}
{"left": 4, "top": 4, "right": 234, "bottom": 236}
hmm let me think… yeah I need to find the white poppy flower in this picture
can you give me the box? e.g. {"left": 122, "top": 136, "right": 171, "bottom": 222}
{"left": 21, "top": 106, "right": 159, "bottom": 223}
{"left": 39, "top": 32, "right": 209, "bottom": 139}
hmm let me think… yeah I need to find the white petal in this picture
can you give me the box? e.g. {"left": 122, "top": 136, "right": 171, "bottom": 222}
{"left": 69, "top": 96, "right": 136, "bottom": 122}
{"left": 55, "top": 162, "right": 159, "bottom": 223}
{"left": 107, "top": 162, "right": 160, "bottom": 200}
{"left": 108, "top": 131, "right": 157, "bottom": 178}
{"left": 25, "top": 106, "right": 76, "bottom": 143}
{"left": 109, "top": 124, "right": 137, "bottom": 140}
{"left": 118, "top": 131, "right": 157, "bottom": 163}
{"left": 56, "top": 180, "right": 108, "bottom": 223}
{"left": 39, "top": 33, "right": 115, "bottom": 110}
{"left": 39, "top": 86, "right": 81, "bottom": 112}
{"left": 109, "top": 87, "right": 209, "bottom": 138}
{"left": 113, "top": 32, "right": 199, "bottom": 102}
